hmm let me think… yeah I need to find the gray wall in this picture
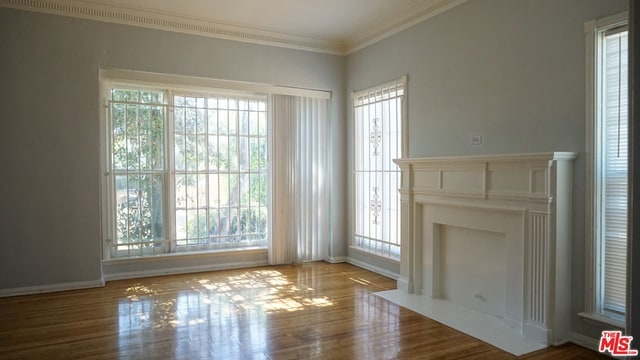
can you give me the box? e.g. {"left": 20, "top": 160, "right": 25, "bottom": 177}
{"left": 0, "top": 8, "right": 346, "bottom": 289}
{"left": 345, "top": 0, "right": 627, "bottom": 341}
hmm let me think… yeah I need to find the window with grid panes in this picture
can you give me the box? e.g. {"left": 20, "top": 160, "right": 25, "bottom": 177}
{"left": 105, "top": 86, "right": 268, "bottom": 258}
{"left": 353, "top": 77, "right": 406, "bottom": 259}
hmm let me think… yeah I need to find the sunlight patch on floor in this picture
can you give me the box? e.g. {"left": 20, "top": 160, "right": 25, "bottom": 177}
{"left": 349, "top": 277, "right": 371, "bottom": 286}
{"left": 117, "top": 267, "right": 338, "bottom": 340}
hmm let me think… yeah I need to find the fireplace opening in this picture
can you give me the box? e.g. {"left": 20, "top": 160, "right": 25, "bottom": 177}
{"left": 438, "top": 224, "right": 507, "bottom": 319}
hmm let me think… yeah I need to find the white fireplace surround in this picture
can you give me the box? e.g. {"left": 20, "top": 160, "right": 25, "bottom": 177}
{"left": 393, "top": 152, "right": 576, "bottom": 346}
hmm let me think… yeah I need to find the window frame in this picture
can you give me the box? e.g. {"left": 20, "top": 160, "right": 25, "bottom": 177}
{"left": 169, "top": 90, "right": 269, "bottom": 253}
{"left": 351, "top": 76, "right": 408, "bottom": 260}
{"left": 106, "top": 85, "right": 170, "bottom": 258}
{"left": 583, "top": 11, "right": 629, "bottom": 328}
{"left": 100, "top": 74, "right": 273, "bottom": 260}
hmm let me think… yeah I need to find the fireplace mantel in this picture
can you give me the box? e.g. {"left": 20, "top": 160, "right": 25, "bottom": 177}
{"left": 393, "top": 152, "right": 576, "bottom": 345}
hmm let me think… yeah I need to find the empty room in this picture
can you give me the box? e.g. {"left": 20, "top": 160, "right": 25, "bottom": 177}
{"left": 0, "top": 0, "right": 637, "bottom": 358}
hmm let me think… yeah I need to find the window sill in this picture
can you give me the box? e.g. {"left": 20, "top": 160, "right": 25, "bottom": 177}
{"left": 103, "top": 246, "right": 268, "bottom": 264}
{"left": 102, "top": 247, "right": 269, "bottom": 281}
{"left": 349, "top": 245, "right": 400, "bottom": 263}
{"left": 578, "top": 311, "right": 626, "bottom": 329}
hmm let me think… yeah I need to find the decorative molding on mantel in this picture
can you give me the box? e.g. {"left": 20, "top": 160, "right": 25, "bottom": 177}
{"left": 0, "top": 0, "right": 466, "bottom": 55}
{"left": 394, "top": 152, "right": 577, "bottom": 203}
{"left": 393, "top": 151, "right": 578, "bottom": 165}
{"left": 394, "top": 152, "right": 577, "bottom": 346}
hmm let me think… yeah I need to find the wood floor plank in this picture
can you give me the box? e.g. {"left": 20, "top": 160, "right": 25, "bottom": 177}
{"left": 0, "top": 262, "right": 607, "bottom": 359}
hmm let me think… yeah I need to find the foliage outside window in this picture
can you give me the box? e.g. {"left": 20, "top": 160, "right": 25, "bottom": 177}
{"left": 106, "top": 86, "right": 268, "bottom": 258}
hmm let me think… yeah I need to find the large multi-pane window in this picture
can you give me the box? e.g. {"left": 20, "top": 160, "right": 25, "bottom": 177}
{"left": 584, "top": 13, "right": 628, "bottom": 324}
{"left": 105, "top": 85, "right": 268, "bottom": 258}
{"left": 353, "top": 77, "right": 406, "bottom": 259}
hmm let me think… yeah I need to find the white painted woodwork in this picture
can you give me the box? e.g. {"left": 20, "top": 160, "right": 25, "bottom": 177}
{"left": 0, "top": 0, "right": 467, "bottom": 55}
{"left": 393, "top": 152, "right": 576, "bottom": 345}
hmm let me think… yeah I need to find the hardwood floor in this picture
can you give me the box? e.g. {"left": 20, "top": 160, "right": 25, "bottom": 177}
{"left": 0, "top": 262, "right": 606, "bottom": 359}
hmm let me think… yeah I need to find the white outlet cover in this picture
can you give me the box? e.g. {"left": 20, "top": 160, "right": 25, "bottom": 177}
{"left": 469, "top": 133, "right": 483, "bottom": 146}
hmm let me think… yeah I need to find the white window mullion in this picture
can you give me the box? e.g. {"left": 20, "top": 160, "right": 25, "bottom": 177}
{"left": 227, "top": 99, "right": 232, "bottom": 246}
{"left": 204, "top": 99, "right": 210, "bottom": 248}
{"left": 216, "top": 100, "right": 221, "bottom": 247}
{"left": 167, "top": 90, "right": 177, "bottom": 254}
{"left": 103, "top": 89, "right": 115, "bottom": 261}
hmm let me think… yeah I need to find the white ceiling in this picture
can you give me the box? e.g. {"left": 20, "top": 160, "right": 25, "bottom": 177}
{"left": 83, "top": 0, "right": 427, "bottom": 41}
{"left": 1, "top": 0, "right": 466, "bottom": 54}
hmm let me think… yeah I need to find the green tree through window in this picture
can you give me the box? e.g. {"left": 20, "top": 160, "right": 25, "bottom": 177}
{"left": 107, "top": 88, "right": 268, "bottom": 258}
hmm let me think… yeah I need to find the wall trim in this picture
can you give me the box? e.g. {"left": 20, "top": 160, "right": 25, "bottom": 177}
{"left": 325, "top": 256, "right": 347, "bottom": 264}
{"left": 102, "top": 248, "right": 270, "bottom": 281}
{"left": 102, "top": 247, "right": 268, "bottom": 265}
{"left": 569, "top": 331, "right": 601, "bottom": 354}
{"left": 0, "top": 0, "right": 342, "bottom": 54}
{"left": 0, "top": 0, "right": 465, "bottom": 55}
{"left": 103, "top": 260, "right": 269, "bottom": 282}
{"left": 0, "top": 279, "right": 105, "bottom": 298}
{"left": 578, "top": 311, "right": 626, "bottom": 330}
{"left": 344, "top": 0, "right": 468, "bottom": 54}
{"left": 348, "top": 257, "right": 399, "bottom": 280}
{"left": 101, "top": 68, "right": 332, "bottom": 100}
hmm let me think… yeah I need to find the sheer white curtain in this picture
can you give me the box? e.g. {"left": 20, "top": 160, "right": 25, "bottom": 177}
{"left": 270, "top": 95, "right": 330, "bottom": 264}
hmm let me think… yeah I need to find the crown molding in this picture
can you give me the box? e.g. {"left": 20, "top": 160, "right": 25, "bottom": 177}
{"left": 344, "top": 0, "right": 468, "bottom": 54}
{"left": 0, "top": 0, "right": 466, "bottom": 55}
{"left": 0, "top": 0, "right": 346, "bottom": 54}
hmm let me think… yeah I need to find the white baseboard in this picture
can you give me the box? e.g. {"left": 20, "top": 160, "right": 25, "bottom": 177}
{"left": 347, "top": 257, "right": 400, "bottom": 280}
{"left": 325, "top": 256, "right": 347, "bottom": 263}
{"left": 569, "top": 331, "right": 601, "bottom": 353}
{"left": 523, "top": 322, "right": 552, "bottom": 346}
{"left": 0, "top": 279, "right": 105, "bottom": 298}
{"left": 103, "top": 260, "right": 269, "bottom": 281}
